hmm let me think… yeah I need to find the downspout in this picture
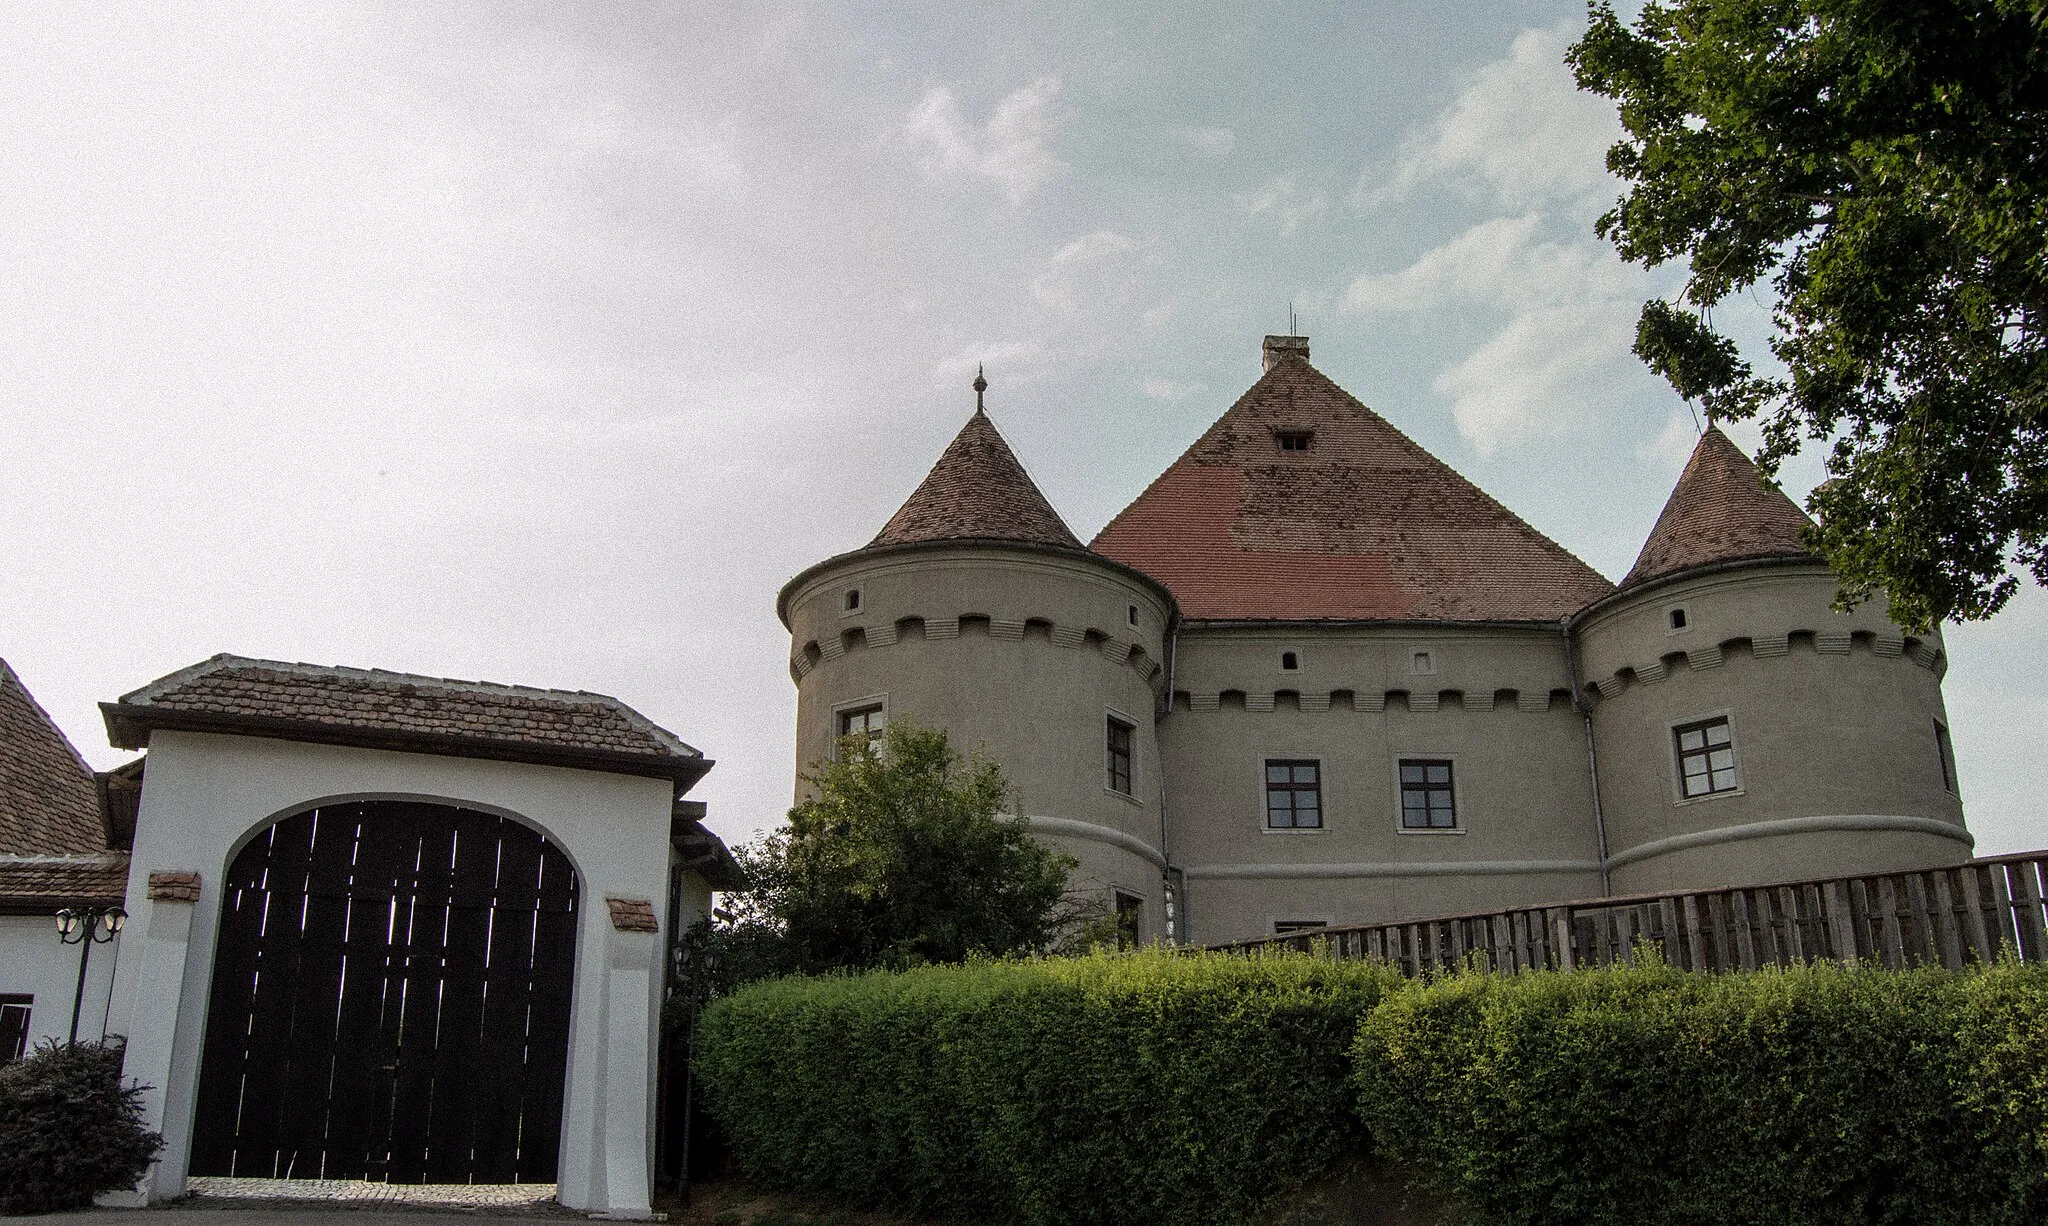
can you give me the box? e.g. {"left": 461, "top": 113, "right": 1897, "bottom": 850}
{"left": 1156, "top": 619, "right": 1183, "bottom": 942}
{"left": 1562, "top": 615, "right": 1612, "bottom": 897}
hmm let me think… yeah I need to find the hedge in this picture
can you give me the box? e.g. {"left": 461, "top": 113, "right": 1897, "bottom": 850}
{"left": 694, "top": 949, "right": 1402, "bottom": 1226}
{"left": 0, "top": 1041, "right": 163, "bottom": 1214}
{"left": 1353, "top": 959, "right": 2048, "bottom": 1226}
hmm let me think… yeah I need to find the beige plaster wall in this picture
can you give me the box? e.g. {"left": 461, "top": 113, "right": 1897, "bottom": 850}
{"left": 1162, "top": 624, "right": 1604, "bottom": 944}
{"left": 1576, "top": 562, "right": 1971, "bottom": 894}
{"left": 783, "top": 545, "right": 1174, "bottom": 940}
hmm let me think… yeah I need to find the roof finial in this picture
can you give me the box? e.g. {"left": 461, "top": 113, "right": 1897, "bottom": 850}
{"left": 973, "top": 363, "right": 988, "bottom": 414}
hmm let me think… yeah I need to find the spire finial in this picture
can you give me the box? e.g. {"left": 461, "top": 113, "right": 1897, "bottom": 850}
{"left": 973, "top": 363, "right": 988, "bottom": 413}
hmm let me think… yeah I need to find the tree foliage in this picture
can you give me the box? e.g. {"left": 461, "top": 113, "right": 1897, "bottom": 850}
{"left": 707, "top": 722, "right": 1077, "bottom": 981}
{"left": 0, "top": 1041, "right": 163, "bottom": 1214}
{"left": 1571, "top": 0, "right": 2048, "bottom": 629}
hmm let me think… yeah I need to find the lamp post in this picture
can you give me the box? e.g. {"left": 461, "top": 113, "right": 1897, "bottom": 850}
{"left": 54, "top": 905, "right": 125, "bottom": 1045}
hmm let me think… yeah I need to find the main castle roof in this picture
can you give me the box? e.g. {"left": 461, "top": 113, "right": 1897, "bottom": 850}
{"left": 1623, "top": 426, "right": 1814, "bottom": 588}
{"left": 1089, "top": 344, "right": 1615, "bottom": 622}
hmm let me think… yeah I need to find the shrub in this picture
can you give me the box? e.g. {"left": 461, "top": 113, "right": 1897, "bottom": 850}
{"left": 1351, "top": 959, "right": 2048, "bottom": 1226}
{"left": 0, "top": 1041, "right": 163, "bottom": 1214}
{"left": 695, "top": 948, "right": 1402, "bottom": 1226}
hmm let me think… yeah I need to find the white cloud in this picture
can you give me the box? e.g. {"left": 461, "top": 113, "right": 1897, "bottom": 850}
{"left": 1030, "top": 230, "right": 1145, "bottom": 312}
{"left": 902, "top": 76, "right": 1065, "bottom": 204}
{"left": 1358, "top": 24, "right": 1618, "bottom": 207}
{"left": 1241, "top": 175, "right": 1327, "bottom": 236}
{"left": 1141, "top": 377, "right": 1201, "bottom": 402}
{"left": 1171, "top": 125, "right": 1235, "bottom": 157}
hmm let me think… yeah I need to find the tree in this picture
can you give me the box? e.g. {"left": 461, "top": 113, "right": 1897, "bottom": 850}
{"left": 709, "top": 722, "right": 1077, "bottom": 979}
{"left": 1570, "top": 1, "right": 2048, "bottom": 630}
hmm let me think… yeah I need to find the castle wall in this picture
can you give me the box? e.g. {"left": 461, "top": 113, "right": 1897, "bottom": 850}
{"left": 782, "top": 544, "right": 1175, "bottom": 940}
{"left": 1575, "top": 561, "right": 1971, "bottom": 894}
{"left": 1162, "top": 624, "right": 1605, "bottom": 944}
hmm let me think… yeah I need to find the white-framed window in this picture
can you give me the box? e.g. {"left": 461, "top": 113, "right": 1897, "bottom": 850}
{"left": 833, "top": 694, "right": 887, "bottom": 751}
{"left": 1106, "top": 714, "right": 1135, "bottom": 796}
{"left": 1264, "top": 759, "right": 1323, "bottom": 829}
{"left": 1673, "top": 714, "right": 1740, "bottom": 799}
{"left": 1935, "top": 721, "right": 1960, "bottom": 795}
{"left": 0, "top": 994, "right": 30, "bottom": 1064}
{"left": 1397, "top": 759, "right": 1458, "bottom": 829}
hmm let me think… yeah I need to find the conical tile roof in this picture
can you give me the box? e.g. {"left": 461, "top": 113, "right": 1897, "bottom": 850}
{"left": 870, "top": 409, "right": 1083, "bottom": 550}
{"left": 1091, "top": 354, "right": 1615, "bottom": 621}
{"left": 0, "top": 658, "right": 107, "bottom": 856}
{"left": 1624, "top": 426, "right": 1814, "bottom": 588}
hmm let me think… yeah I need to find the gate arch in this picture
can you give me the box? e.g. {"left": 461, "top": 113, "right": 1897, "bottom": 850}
{"left": 190, "top": 800, "right": 580, "bottom": 1184}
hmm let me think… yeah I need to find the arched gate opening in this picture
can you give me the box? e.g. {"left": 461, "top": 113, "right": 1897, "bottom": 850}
{"left": 190, "top": 801, "right": 580, "bottom": 1184}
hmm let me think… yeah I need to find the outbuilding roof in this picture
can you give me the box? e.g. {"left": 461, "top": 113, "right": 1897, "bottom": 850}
{"left": 103, "top": 655, "right": 711, "bottom": 785}
{"left": 1090, "top": 347, "right": 1615, "bottom": 621}
{"left": 1623, "top": 426, "right": 1814, "bottom": 588}
{"left": 870, "top": 407, "right": 1083, "bottom": 551}
{"left": 0, "top": 658, "right": 107, "bottom": 857}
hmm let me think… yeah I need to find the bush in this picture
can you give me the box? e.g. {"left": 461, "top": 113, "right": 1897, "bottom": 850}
{"left": 0, "top": 1041, "right": 163, "bottom": 1214}
{"left": 1352, "top": 959, "right": 2048, "bottom": 1226}
{"left": 695, "top": 948, "right": 1402, "bottom": 1226}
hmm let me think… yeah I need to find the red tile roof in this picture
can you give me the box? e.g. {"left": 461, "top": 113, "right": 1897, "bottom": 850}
{"left": 103, "top": 656, "right": 709, "bottom": 782}
{"left": 871, "top": 410, "right": 1083, "bottom": 550}
{"left": 1091, "top": 356, "right": 1615, "bottom": 621}
{"left": 1624, "top": 427, "right": 1814, "bottom": 588}
{"left": 0, "top": 853, "right": 130, "bottom": 909}
{"left": 0, "top": 659, "right": 107, "bottom": 857}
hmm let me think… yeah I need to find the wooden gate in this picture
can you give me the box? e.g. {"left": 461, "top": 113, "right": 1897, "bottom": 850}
{"left": 190, "top": 801, "right": 580, "bottom": 1183}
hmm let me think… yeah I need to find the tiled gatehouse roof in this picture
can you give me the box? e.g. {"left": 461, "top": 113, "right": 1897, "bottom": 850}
{"left": 103, "top": 655, "right": 711, "bottom": 785}
{"left": 1, "top": 658, "right": 129, "bottom": 912}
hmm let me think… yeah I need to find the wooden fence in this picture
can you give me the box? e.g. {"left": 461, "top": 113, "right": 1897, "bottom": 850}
{"left": 1213, "top": 852, "right": 2048, "bottom": 975}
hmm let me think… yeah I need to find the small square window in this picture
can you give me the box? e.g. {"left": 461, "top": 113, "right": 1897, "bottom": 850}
{"left": 1275, "top": 430, "right": 1314, "bottom": 452}
{"left": 1106, "top": 716, "right": 1134, "bottom": 795}
{"left": 1398, "top": 759, "right": 1456, "bottom": 828}
{"left": 844, "top": 589, "right": 862, "bottom": 613}
{"left": 1280, "top": 650, "right": 1300, "bottom": 671}
{"left": 838, "top": 703, "right": 885, "bottom": 743}
{"left": 1265, "top": 760, "right": 1322, "bottom": 829}
{"left": 1935, "top": 722, "right": 1959, "bottom": 795}
{"left": 1669, "top": 607, "right": 1688, "bottom": 630}
{"left": 1410, "top": 650, "right": 1436, "bottom": 675}
{"left": 1674, "top": 717, "right": 1739, "bottom": 798}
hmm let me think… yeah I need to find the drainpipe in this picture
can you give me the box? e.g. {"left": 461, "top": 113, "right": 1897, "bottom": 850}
{"left": 1156, "top": 618, "right": 1182, "bottom": 942}
{"left": 1562, "top": 616, "right": 1612, "bottom": 897}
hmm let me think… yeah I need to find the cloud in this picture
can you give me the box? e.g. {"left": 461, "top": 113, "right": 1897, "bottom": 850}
{"left": 1358, "top": 24, "right": 1618, "bottom": 207}
{"left": 902, "top": 76, "right": 1065, "bottom": 204}
{"left": 1241, "top": 175, "right": 1327, "bottom": 236}
{"left": 1342, "top": 214, "right": 1656, "bottom": 453}
{"left": 1171, "top": 126, "right": 1235, "bottom": 157}
{"left": 1141, "top": 377, "right": 1201, "bottom": 402}
{"left": 1030, "top": 230, "right": 1146, "bottom": 312}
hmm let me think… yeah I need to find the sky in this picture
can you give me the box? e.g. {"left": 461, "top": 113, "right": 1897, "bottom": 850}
{"left": 3, "top": 1, "right": 2042, "bottom": 858}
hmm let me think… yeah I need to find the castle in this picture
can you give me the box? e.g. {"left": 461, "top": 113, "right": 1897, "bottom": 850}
{"left": 779, "top": 335, "right": 1973, "bottom": 946}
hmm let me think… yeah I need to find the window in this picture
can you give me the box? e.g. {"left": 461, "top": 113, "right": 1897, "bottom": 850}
{"left": 1273, "top": 919, "right": 1330, "bottom": 935}
{"left": 1668, "top": 607, "right": 1689, "bottom": 631}
{"left": 0, "top": 996, "right": 29, "bottom": 1064}
{"left": 1114, "top": 892, "right": 1142, "bottom": 949}
{"left": 1410, "top": 650, "right": 1435, "bottom": 675}
{"left": 837, "top": 703, "right": 884, "bottom": 743}
{"left": 1265, "top": 760, "right": 1322, "bottom": 829}
{"left": 1935, "top": 722, "right": 1959, "bottom": 795}
{"left": 844, "top": 589, "right": 862, "bottom": 613}
{"left": 1399, "top": 759, "right": 1457, "bottom": 828}
{"left": 1275, "top": 430, "right": 1314, "bottom": 452}
{"left": 1675, "top": 717, "right": 1739, "bottom": 798}
{"left": 1280, "top": 650, "right": 1299, "bottom": 671}
{"left": 1106, "top": 716, "right": 1134, "bottom": 795}
{"left": 1127, "top": 604, "right": 1139, "bottom": 627}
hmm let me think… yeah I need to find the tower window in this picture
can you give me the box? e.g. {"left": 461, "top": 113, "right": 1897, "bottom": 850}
{"left": 1265, "top": 760, "right": 1322, "bottom": 829}
{"left": 1399, "top": 760, "right": 1457, "bottom": 829}
{"left": 844, "top": 589, "right": 862, "bottom": 613}
{"left": 1114, "top": 892, "right": 1143, "bottom": 949}
{"left": 1668, "top": 607, "right": 1689, "bottom": 631}
{"left": 1106, "top": 716, "right": 1134, "bottom": 795}
{"left": 1280, "top": 651, "right": 1300, "bottom": 671}
{"left": 1128, "top": 604, "right": 1139, "bottom": 627}
{"left": 1935, "top": 722, "right": 1959, "bottom": 795}
{"left": 837, "top": 703, "right": 885, "bottom": 743}
{"left": 1275, "top": 430, "right": 1314, "bottom": 452}
{"left": 1675, "top": 717, "right": 1739, "bottom": 798}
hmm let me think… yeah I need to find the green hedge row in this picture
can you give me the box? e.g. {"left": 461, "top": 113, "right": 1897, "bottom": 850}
{"left": 696, "top": 955, "right": 2048, "bottom": 1226}
{"left": 1356, "top": 959, "right": 2048, "bottom": 1226}
{"left": 694, "top": 949, "right": 1401, "bottom": 1226}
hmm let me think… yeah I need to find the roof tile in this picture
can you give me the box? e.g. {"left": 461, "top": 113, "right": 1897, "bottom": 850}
{"left": 0, "top": 660, "right": 107, "bottom": 857}
{"left": 1624, "top": 427, "right": 1813, "bottom": 587}
{"left": 870, "top": 410, "right": 1082, "bottom": 550}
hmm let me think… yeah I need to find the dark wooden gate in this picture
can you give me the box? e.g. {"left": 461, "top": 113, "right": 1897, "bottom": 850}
{"left": 190, "top": 801, "right": 579, "bottom": 1183}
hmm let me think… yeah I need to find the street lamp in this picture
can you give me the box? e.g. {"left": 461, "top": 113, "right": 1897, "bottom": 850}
{"left": 53, "top": 905, "right": 125, "bottom": 1046}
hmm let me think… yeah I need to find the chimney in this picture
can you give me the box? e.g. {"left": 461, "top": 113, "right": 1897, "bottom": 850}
{"left": 1262, "top": 334, "right": 1309, "bottom": 371}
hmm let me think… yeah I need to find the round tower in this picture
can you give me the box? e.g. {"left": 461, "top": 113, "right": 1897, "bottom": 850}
{"left": 777, "top": 377, "right": 1180, "bottom": 942}
{"left": 1574, "top": 427, "right": 1971, "bottom": 894}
